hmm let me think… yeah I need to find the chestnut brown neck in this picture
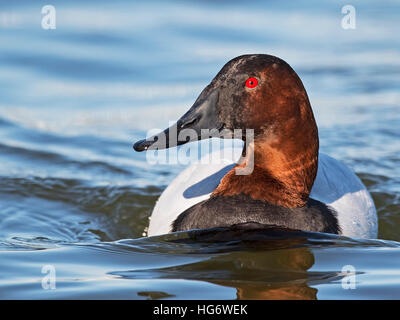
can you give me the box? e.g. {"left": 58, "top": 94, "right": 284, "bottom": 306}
{"left": 212, "top": 121, "right": 319, "bottom": 208}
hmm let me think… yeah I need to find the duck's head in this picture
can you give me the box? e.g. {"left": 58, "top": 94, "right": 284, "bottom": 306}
{"left": 134, "top": 54, "right": 319, "bottom": 207}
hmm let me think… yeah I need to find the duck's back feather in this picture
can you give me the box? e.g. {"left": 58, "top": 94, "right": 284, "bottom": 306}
{"left": 147, "top": 149, "right": 377, "bottom": 239}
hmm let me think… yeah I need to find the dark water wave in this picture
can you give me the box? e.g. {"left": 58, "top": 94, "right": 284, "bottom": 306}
{"left": 0, "top": 176, "right": 162, "bottom": 241}
{"left": 0, "top": 142, "right": 133, "bottom": 176}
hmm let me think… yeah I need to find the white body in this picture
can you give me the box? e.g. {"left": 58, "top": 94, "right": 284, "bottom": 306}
{"left": 148, "top": 150, "right": 378, "bottom": 239}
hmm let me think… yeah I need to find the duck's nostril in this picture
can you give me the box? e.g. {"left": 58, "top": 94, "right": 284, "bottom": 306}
{"left": 180, "top": 117, "right": 198, "bottom": 129}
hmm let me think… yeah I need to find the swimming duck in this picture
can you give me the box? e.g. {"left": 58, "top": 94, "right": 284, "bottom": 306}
{"left": 134, "top": 54, "right": 378, "bottom": 239}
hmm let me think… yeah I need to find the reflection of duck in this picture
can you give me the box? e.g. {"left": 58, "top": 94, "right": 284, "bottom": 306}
{"left": 208, "top": 246, "right": 318, "bottom": 300}
{"left": 170, "top": 227, "right": 320, "bottom": 300}
{"left": 134, "top": 54, "right": 377, "bottom": 239}
{"left": 236, "top": 284, "right": 317, "bottom": 300}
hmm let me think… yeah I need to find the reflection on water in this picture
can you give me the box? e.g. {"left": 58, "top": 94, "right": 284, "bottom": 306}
{"left": 0, "top": 0, "right": 399, "bottom": 299}
{"left": 177, "top": 247, "right": 319, "bottom": 300}
{"left": 186, "top": 243, "right": 319, "bottom": 300}
{"left": 106, "top": 227, "right": 399, "bottom": 300}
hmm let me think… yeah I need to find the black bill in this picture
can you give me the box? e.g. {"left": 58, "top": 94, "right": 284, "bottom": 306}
{"left": 133, "top": 89, "right": 223, "bottom": 151}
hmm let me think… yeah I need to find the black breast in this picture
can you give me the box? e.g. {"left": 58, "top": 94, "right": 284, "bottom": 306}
{"left": 172, "top": 194, "right": 340, "bottom": 234}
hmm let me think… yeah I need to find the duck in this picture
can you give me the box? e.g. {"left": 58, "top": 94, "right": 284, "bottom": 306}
{"left": 133, "top": 54, "right": 378, "bottom": 239}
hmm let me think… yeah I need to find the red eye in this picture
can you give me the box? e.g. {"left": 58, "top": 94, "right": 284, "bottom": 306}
{"left": 245, "top": 77, "right": 258, "bottom": 88}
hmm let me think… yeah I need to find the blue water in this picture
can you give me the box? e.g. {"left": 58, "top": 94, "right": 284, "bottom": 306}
{"left": 0, "top": 0, "right": 399, "bottom": 299}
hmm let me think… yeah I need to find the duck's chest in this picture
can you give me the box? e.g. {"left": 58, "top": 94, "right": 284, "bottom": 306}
{"left": 172, "top": 194, "right": 340, "bottom": 234}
